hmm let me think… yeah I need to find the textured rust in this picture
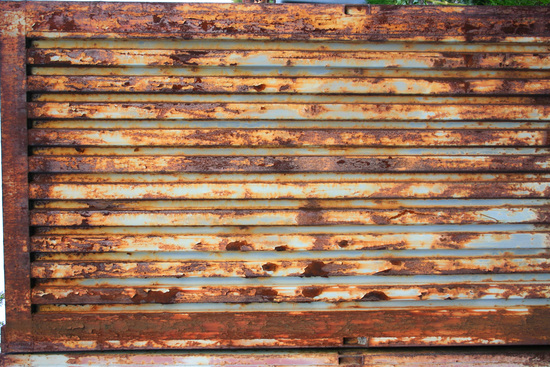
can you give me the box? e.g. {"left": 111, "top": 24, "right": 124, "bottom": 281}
{"left": 27, "top": 156, "right": 550, "bottom": 174}
{"left": 301, "top": 261, "right": 329, "bottom": 278}
{"left": 25, "top": 308, "right": 550, "bottom": 350}
{"left": 0, "top": 1, "right": 32, "bottom": 353}
{"left": 4, "top": 348, "right": 550, "bottom": 366}
{"left": 31, "top": 282, "right": 550, "bottom": 305}
{"left": 362, "top": 291, "right": 391, "bottom": 301}
{"left": 28, "top": 128, "right": 550, "bottom": 147}
{"left": 301, "top": 287, "right": 324, "bottom": 299}
{"left": 3, "top": 1, "right": 550, "bottom": 354}
{"left": 225, "top": 240, "right": 254, "bottom": 251}
{"left": 24, "top": 76, "right": 550, "bottom": 95}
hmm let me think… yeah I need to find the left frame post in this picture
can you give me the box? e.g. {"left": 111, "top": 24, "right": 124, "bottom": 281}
{"left": 0, "top": 1, "right": 33, "bottom": 353}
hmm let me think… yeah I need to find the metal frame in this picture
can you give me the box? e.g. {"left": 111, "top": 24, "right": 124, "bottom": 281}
{"left": 1, "top": 1, "right": 550, "bottom": 354}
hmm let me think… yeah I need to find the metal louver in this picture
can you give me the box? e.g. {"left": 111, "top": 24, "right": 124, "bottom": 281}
{"left": 1, "top": 2, "right": 549, "bottom": 352}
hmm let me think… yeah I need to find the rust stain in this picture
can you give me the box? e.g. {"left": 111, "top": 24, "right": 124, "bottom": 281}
{"left": 3, "top": 1, "right": 550, "bottom": 353}
{"left": 301, "top": 261, "right": 329, "bottom": 278}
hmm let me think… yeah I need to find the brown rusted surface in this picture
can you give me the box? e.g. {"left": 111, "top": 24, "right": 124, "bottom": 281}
{"left": 0, "top": 1, "right": 32, "bottom": 353}
{"left": 27, "top": 207, "right": 550, "bottom": 226}
{"left": 26, "top": 101, "right": 550, "bottom": 120}
{"left": 23, "top": 308, "right": 550, "bottom": 350}
{"left": 31, "top": 282, "right": 550, "bottom": 304}
{"left": 27, "top": 156, "right": 550, "bottom": 174}
{"left": 3, "top": 348, "right": 550, "bottom": 366}
{"left": 22, "top": 3, "right": 550, "bottom": 41}
{"left": 25, "top": 49, "right": 550, "bottom": 69}
{"left": 27, "top": 128, "right": 549, "bottom": 147}
{"left": 26, "top": 75, "right": 550, "bottom": 95}
{"left": 2, "top": 1, "right": 550, "bottom": 353}
{"left": 28, "top": 231, "right": 550, "bottom": 252}
{"left": 29, "top": 257, "right": 550, "bottom": 279}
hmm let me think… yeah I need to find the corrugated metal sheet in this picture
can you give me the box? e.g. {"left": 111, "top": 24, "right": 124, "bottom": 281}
{"left": 1, "top": 1, "right": 550, "bottom": 353}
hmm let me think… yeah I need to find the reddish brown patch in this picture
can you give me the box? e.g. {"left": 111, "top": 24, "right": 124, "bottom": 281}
{"left": 254, "top": 288, "right": 278, "bottom": 301}
{"left": 362, "top": 291, "right": 390, "bottom": 301}
{"left": 302, "top": 287, "right": 323, "bottom": 298}
{"left": 252, "top": 84, "right": 266, "bottom": 92}
{"left": 131, "top": 289, "right": 179, "bottom": 304}
{"left": 226, "top": 240, "right": 253, "bottom": 251}
{"left": 302, "top": 261, "right": 329, "bottom": 277}
{"left": 338, "top": 240, "right": 350, "bottom": 248}
{"left": 262, "top": 263, "right": 278, "bottom": 272}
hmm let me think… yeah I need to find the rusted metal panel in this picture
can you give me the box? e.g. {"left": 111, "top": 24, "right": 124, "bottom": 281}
{"left": 3, "top": 348, "right": 550, "bottom": 366}
{"left": 25, "top": 75, "right": 550, "bottom": 95}
{"left": 1, "top": 1, "right": 550, "bottom": 354}
{"left": 22, "top": 3, "right": 550, "bottom": 41}
{"left": 25, "top": 48, "right": 550, "bottom": 69}
{"left": 25, "top": 308, "right": 550, "bottom": 349}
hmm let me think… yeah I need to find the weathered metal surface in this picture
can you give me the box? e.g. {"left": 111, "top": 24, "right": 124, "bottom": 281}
{"left": 3, "top": 348, "right": 550, "bottom": 367}
{"left": 25, "top": 49, "right": 550, "bottom": 69}
{"left": 21, "top": 3, "right": 550, "bottom": 42}
{"left": 25, "top": 308, "right": 550, "bottom": 349}
{"left": 26, "top": 76, "right": 550, "bottom": 95}
{"left": 2, "top": 0, "right": 550, "bottom": 354}
{"left": 0, "top": 1, "right": 32, "bottom": 353}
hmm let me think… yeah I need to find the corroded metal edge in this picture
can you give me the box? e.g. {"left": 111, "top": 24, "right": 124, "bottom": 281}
{"left": 20, "top": 2, "right": 550, "bottom": 41}
{"left": 2, "top": 0, "right": 550, "bottom": 354}
{"left": 0, "top": 1, "right": 32, "bottom": 354}
{"left": 25, "top": 307, "right": 550, "bottom": 351}
{"left": 2, "top": 347, "right": 550, "bottom": 366}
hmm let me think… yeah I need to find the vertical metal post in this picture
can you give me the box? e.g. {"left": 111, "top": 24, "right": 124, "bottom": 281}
{"left": 0, "top": 1, "right": 32, "bottom": 353}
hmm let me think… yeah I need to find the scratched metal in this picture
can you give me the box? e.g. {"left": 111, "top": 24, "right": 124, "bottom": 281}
{"left": 2, "top": 1, "right": 550, "bottom": 353}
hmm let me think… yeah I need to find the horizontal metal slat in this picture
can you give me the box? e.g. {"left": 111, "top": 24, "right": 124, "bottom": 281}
{"left": 26, "top": 76, "right": 550, "bottom": 95}
{"left": 30, "top": 119, "right": 550, "bottom": 130}
{"left": 31, "top": 282, "right": 550, "bottom": 305}
{"left": 28, "top": 156, "right": 550, "bottom": 173}
{"left": 28, "top": 182, "right": 550, "bottom": 200}
{"left": 29, "top": 66, "right": 550, "bottom": 79}
{"left": 27, "top": 102, "right": 550, "bottom": 121}
{"left": 29, "top": 207, "right": 550, "bottom": 227}
{"left": 31, "top": 199, "right": 550, "bottom": 209}
{"left": 32, "top": 249, "right": 550, "bottom": 261}
{"left": 30, "top": 258, "right": 550, "bottom": 279}
{"left": 28, "top": 129, "right": 548, "bottom": 147}
{"left": 24, "top": 3, "right": 550, "bottom": 41}
{"left": 30, "top": 232, "right": 550, "bottom": 252}
{"left": 26, "top": 49, "right": 550, "bottom": 69}
{"left": 34, "top": 95, "right": 543, "bottom": 104}
{"left": 30, "top": 39, "right": 550, "bottom": 53}
{"left": 30, "top": 147, "right": 550, "bottom": 156}
{"left": 30, "top": 173, "right": 550, "bottom": 183}
{"left": 33, "top": 299, "right": 550, "bottom": 313}
{"left": 27, "top": 306, "right": 550, "bottom": 348}
{"left": 33, "top": 224, "right": 548, "bottom": 235}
